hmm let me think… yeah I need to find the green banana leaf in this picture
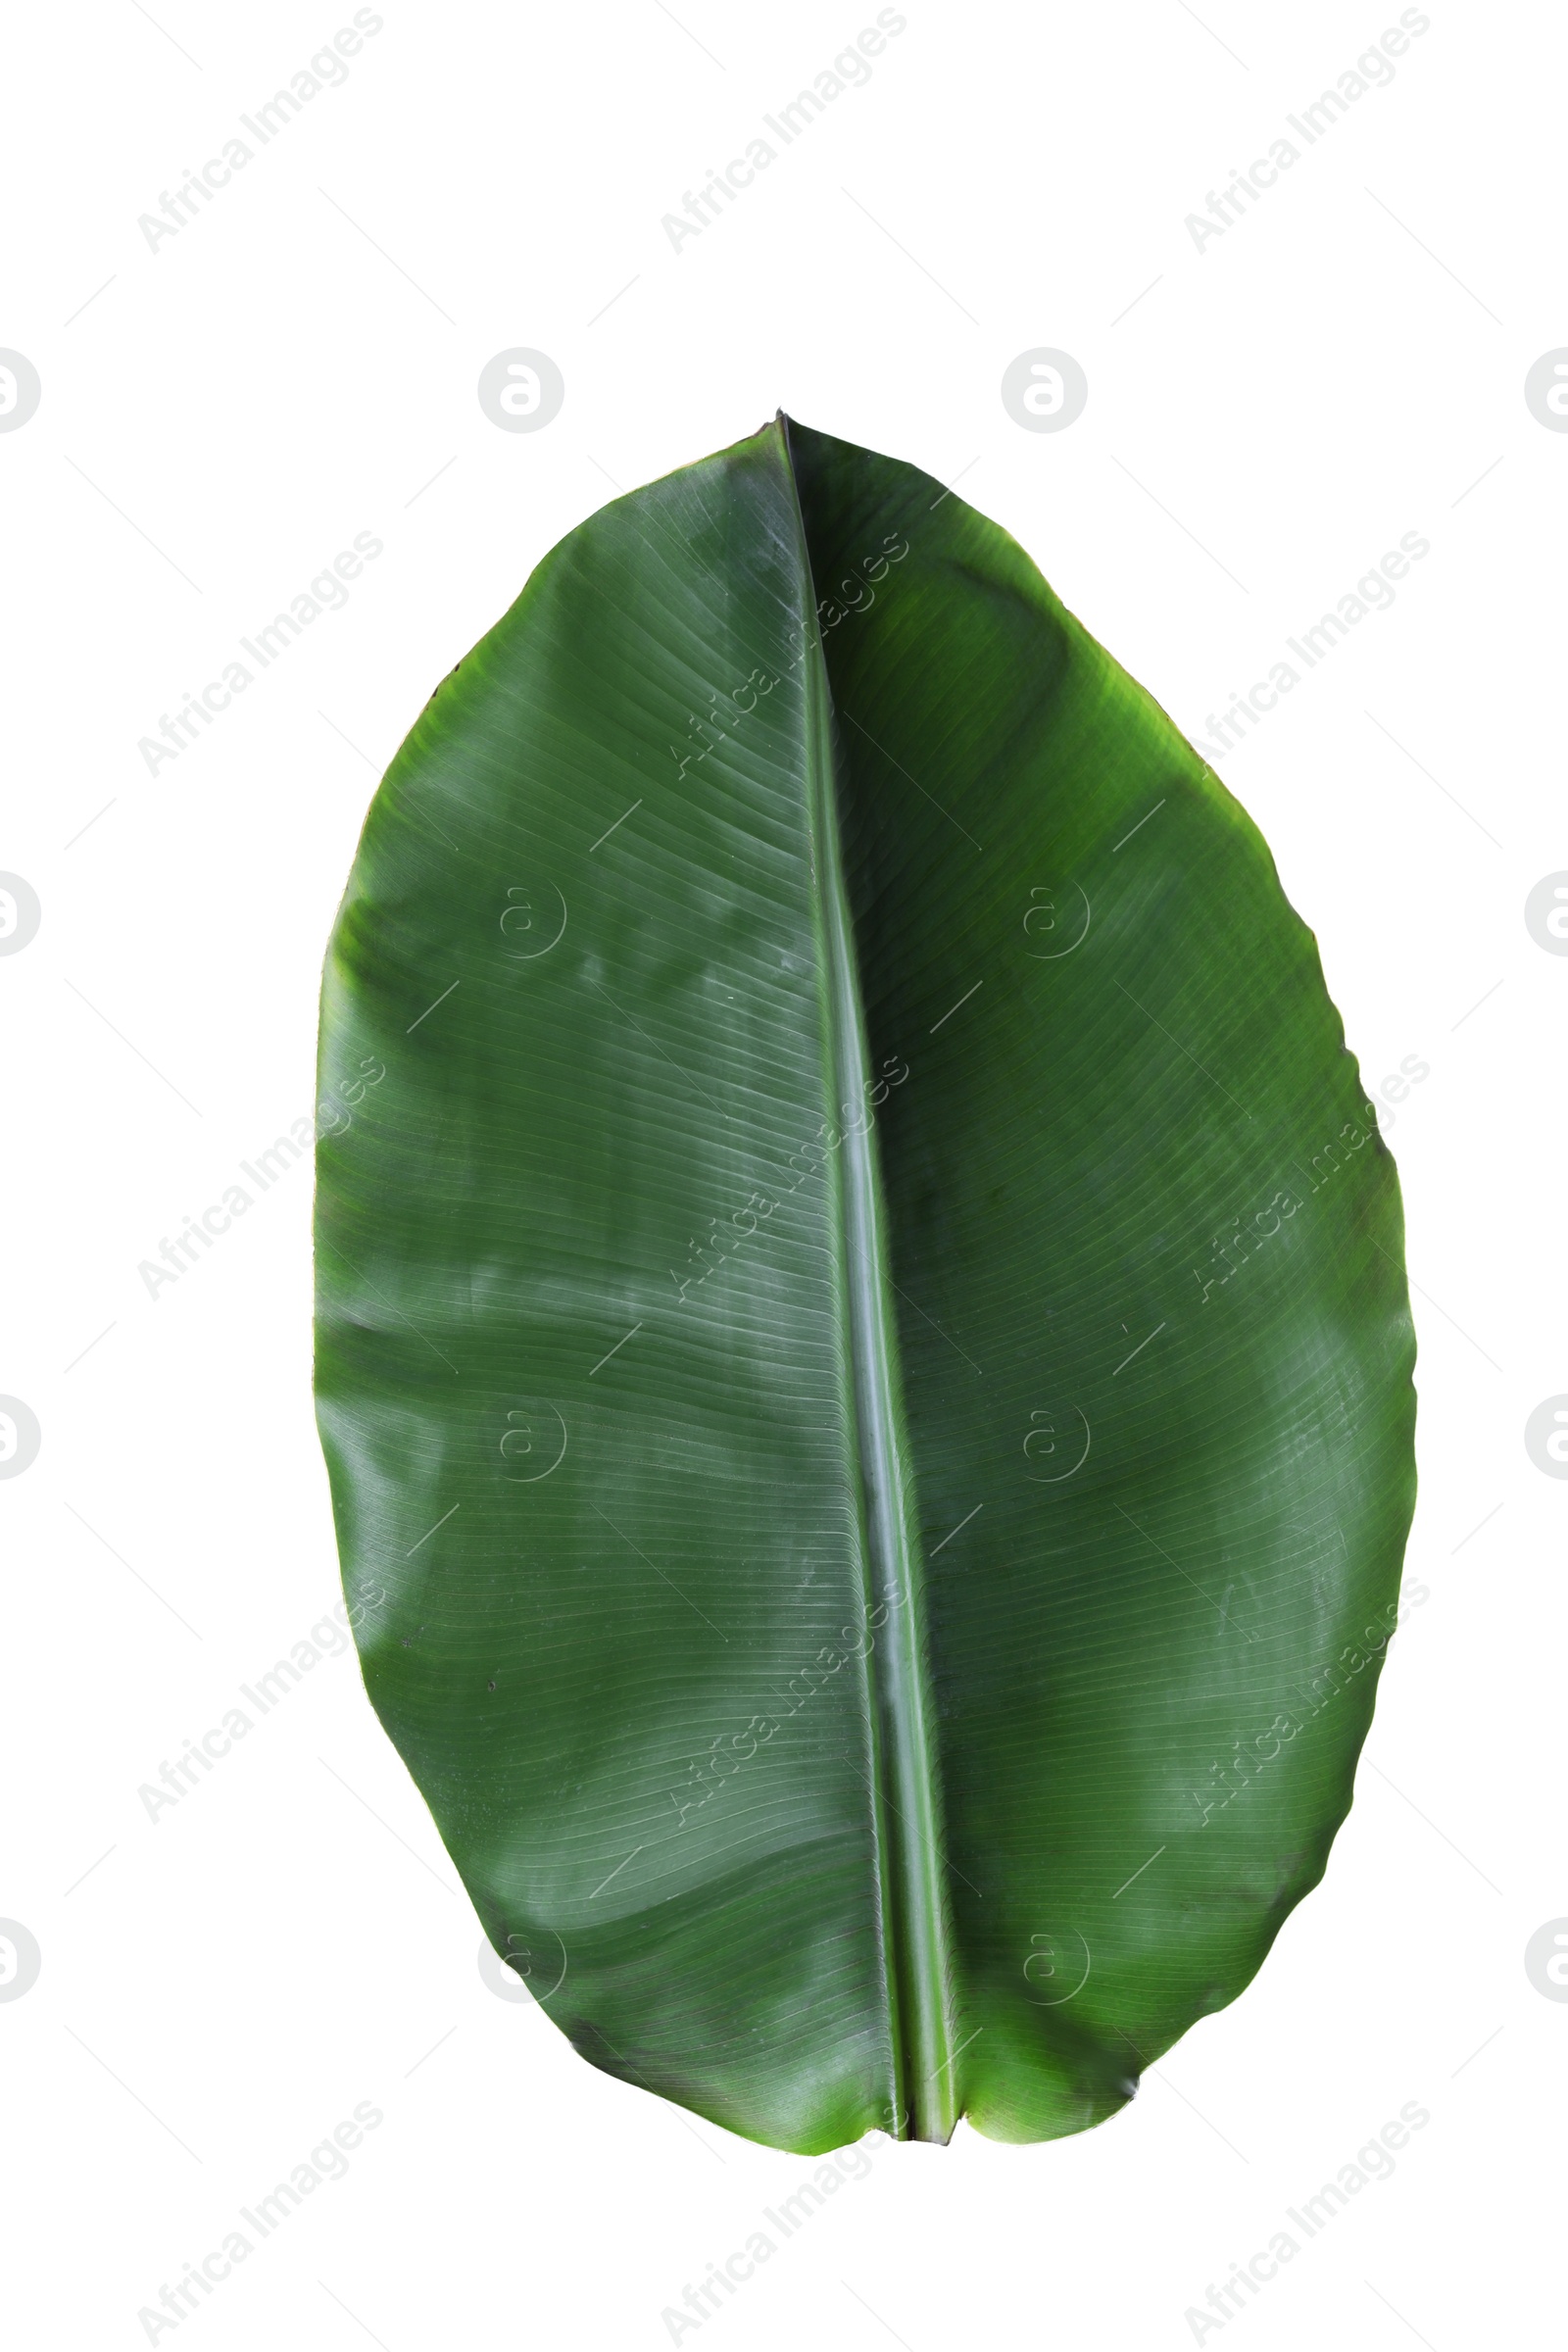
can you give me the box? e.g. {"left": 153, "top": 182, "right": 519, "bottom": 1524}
{"left": 314, "top": 416, "right": 1416, "bottom": 2153}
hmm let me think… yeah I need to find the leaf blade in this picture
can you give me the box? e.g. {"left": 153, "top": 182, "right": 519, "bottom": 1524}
{"left": 315, "top": 416, "right": 1417, "bottom": 2152}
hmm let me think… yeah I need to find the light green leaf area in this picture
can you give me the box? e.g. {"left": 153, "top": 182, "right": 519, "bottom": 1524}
{"left": 315, "top": 416, "right": 1416, "bottom": 2153}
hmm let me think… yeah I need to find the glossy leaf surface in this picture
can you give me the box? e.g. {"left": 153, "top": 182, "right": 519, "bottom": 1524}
{"left": 315, "top": 416, "right": 1416, "bottom": 2152}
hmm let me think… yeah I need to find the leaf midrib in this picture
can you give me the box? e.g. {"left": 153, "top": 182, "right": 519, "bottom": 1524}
{"left": 779, "top": 416, "right": 956, "bottom": 2142}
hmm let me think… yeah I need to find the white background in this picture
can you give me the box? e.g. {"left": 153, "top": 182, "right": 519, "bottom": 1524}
{"left": 3, "top": 0, "right": 1562, "bottom": 2344}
